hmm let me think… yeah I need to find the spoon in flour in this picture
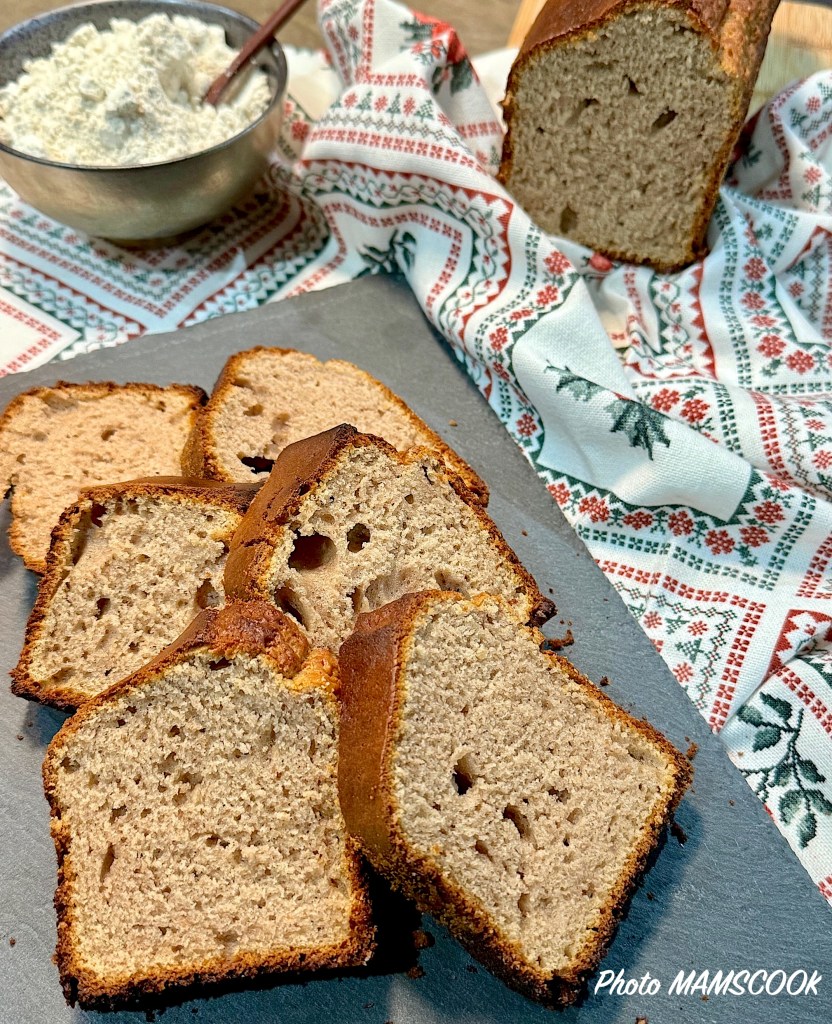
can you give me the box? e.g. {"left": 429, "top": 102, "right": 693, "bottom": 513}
{"left": 204, "top": 0, "right": 309, "bottom": 106}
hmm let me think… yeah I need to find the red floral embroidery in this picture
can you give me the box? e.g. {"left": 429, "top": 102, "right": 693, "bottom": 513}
{"left": 536, "top": 284, "right": 559, "bottom": 305}
{"left": 688, "top": 620, "right": 708, "bottom": 636}
{"left": 673, "top": 662, "right": 694, "bottom": 683}
{"left": 757, "top": 334, "right": 785, "bottom": 357}
{"left": 789, "top": 281, "right": 804, "bottom": 298}
{"left": 806, "top": 419, "right": 826, "bottom": 431}
{"left": 744, "top": 257, "right": 767, "bottom": 281}
{"left": 489, "top": 325, "right": 508, "bottom": 351}
{"left": 741, "top": 292, "right": 766, "bottom": 311}
{"left": 291, "top": 120, "right": 310, "bottom": 141}
{"left": 403, "top": 96, "right": 416, "bottom": 116}
{"left": 516, "top": 412, "right": 537, "bottom": 437}
{"left": 751, "top": 314, "right": 777, "bottom": 328}
{"left": 706, "top": 529, "right": 735, "bottom": 555}
{"left": 509, "top": 307, "right": 533, "bottom": 320}
{"left": 755, "top": 501, "right": 785, "bottom": 524}
{"left": 681, "top": 398, "right": 709, "bottom": 423}
{"left": 786, "top": 350, "right": 815, "bottom": 374}
{"left": 544, "top": 250, "right": 571, "bottom": 275}
{"left": 492, "top": 362, "right": 510, "bottom": 382}
{"left": 668, "top": 510, "right": 694, "bottom": 536}
{"left": 579, "top": 496, "right": 609, "bottom": 523}
{"left": 547, "top": 482, "right": 571, "bottom": 506}
{"left": 643, "top": 611, "right": 662, "bottom": 629}
{"left": 740, "top": 525, "right": 769, "bottom": 548}
{"left": 652, "top": 389, "right": 680, "bottom": 412}
{"left": 623, "top": 511, "right": 653, "bottom": 530}
{"left": 813, "top": 449, "right": 832, "bottom": 470}
{"left": 374, "top": 96, "right": 388, "bottom": 111}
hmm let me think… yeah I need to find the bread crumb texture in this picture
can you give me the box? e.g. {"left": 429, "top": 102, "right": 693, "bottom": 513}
{"left": 47, "top": 649, "right": 365, "bottom": 1002}
{"left": 391, "top": 597, "right": 682, "bottom": 976}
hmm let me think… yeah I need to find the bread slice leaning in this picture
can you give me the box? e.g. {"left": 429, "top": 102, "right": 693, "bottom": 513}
{"left": 12, "top": 478, "right": 257, "bottom": 712}
{"left": 338, "top": 591, "right": 691, "bottom": 1007}
{"left": 43, "top": 600, "right": 375, "bottom": 1011}
{"left": 182, "top": 346, "right": 488, "bottom": 504}
{"left": 0, "top": 381, "right": 206, "bottom": 573}
{"left": 224, "top": 424, "right": 553, "bottom": 651}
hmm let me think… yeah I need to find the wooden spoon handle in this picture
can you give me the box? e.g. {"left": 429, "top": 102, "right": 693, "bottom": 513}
{"left": 205, "top": 0, "right": 309, "bottom": 107}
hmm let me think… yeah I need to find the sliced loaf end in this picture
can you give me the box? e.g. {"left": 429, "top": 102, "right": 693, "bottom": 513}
{"left": 185, "top": 346, "right": 488, "bottom": 504}
{"left": 224, "top": 424, "right": 553, "bottom": 651}
{"left": 44, "top": 600, "right": 374, "bottom": 1010}
{"left": 0, "top": 381, "right": 207, "bottom": 573}
{"left": 12, "top": 478, "right": 259, "bottom": 712}
{"left": 338, "top": 590, "right": 690, "bottom": 1006}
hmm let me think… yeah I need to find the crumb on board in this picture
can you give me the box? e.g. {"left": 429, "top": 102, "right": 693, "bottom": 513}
{"left": 406, "top": 965, "right": 425, "bottom": 980}
{"left": 448, "top": 419, "right": 458, "bottom": 427}
{"left": 16, "top": 734, "right": 23, "bottom": 741}
{"left": 670, "top": 821, "right": 688, "bottom": 845}
{"left": 685, "top": 741, "right": 698, "bottom": 761}
{"left": 466, "top": 964, "right": 478, "bottom": 974}
{"left": 599, "top": 676, "right": 611, "bottom": 687}
{"left": 521, "top": 529, "right": 528, "bottom": 536}
{"left": 646, "top": 892, "right": 655, "bottom": 901}
{"left": 9, "top": 937, "right": 16, "bottom": 947}
{"left": 729, "top": 799, "right": 735, "bottom": 806}
{"left": 413, "top": 930, "right": 434, "bottom": 950}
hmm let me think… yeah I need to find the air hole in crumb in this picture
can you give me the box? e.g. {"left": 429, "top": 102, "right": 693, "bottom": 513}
{"left": 434, "top": 570, "right": 467, "bottom": 595}
{"left": 563, "top": 835, "right": 571, "bottom": 847}
{"left": 196, "top": 579, "right": 221, "bottom": 609}
{"left": 94, "top": 596, "right": 110, "bottom": 619}
{"left": 239, "top": 455, "right": 274, "bottom": 474}
{"left": 206, "top": 835, "right": 220, "bottom": 847}
{"left": 503, "top": 804, "right": 531, "bottom": 838}
{"left": 50, "top": 667, "right": 76, "bottom": 686}
{"left": 243, "top": 403, "right": 263, "bottom": 417}
{"left": 567, "top": 806, "right": 583, "bottom": 825}
{"left": 90, "top": 503, "right": 106, "bottom": 528}
{"left": 169, "top": 725, "right": 180, "bottom": 737}
{"left": 208, "top": 658, "right": 231, "bottom": 671}
{"left": 627, "top": 76, "right": 641, "bottom": 95}
{"left": 474, "top": 839, "right": 491, "bottom": 859}
{"left": 289, "top": 533, "right": 335, "bottom": 570}
{"left": 215, "top": 930, "right": 238, "bottom": 950}
{"left": 110, "top": 805, "right": 127, "bottom": 822}
{"left": 100, "top": 844, "right": 115, "bottom": 883}
{"left": 518, "top": 893, "right": 531, "bottom": 916}
{"left": 309, "top": 737, "right": 317, "bottom": 758}
{"left": 547, "top": 786, "right": 570, "bottom": 803}
{"left": 87, "top": 772, "right": 99, "bottom": 788}
{"left": 452, "top": 754, "right": 478, "bottom": 796}
{"left": 275, "top": 587, "right": 305, "bottom": 625}
{"left": 60, "top": 756, "right": 79, "bottom": 772}
{"left": 101, "top": 427, "right": 116, "bottom": 441}
{"left": 582, "top": 882, "right": 596, "bottom": 898}
{"left": 559, "top": 206, "right": 577, "bottom": 234}
{"left": 297, "top": 482, "right": 311, "bottom": 496}
{"left": 348, "top": 586, "right": 364, "bottom": 615}
{"left": 404, "top": 493, "right": 415, "bottom": 505}
{"left": 127, "top": 641, "right": 139, "bottom": 653}
{"left": 346, "top": 523, "right": 371, "bottom": 553}
{"left": 651, "top": 108, "right": 677, "bottom": 131}
{"left": 461, "top": 704, "right": 470, "bottom": 716}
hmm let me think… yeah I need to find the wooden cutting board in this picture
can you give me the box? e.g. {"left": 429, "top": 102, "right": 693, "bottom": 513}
{"left": 509, "top": 0, "right": 832, "bottom": 113}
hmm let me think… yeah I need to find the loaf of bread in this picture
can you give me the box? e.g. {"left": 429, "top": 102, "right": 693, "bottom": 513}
{"left": 338, "top": 591, "right": 691, "bottom": 1006}
{"left": 12, "top": 478, "right": 257, "bottom": 711}
{"left": 0, "top": 381, "right": 206, "bottom": 573}
{"left": 224, "top": 424, "right": 553, "bottom": 650}
{"left": 183, "top": 346, "right": 488, "bottom": 504}
{"left": 43, "top": 600, "right": 374, "bottom": 1010}
{"left": 499, "top": 0, "right": 781, "bottom": 271}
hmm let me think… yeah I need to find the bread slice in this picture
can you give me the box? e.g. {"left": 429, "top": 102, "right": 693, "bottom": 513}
{"left": 338, "top": 591, "right": 692, "bottom": 1007}
{"left": 182, "top": 347, "right": 488, "bottom": 504}
{"left": 224, "top": 424, "right": 553, "bottom": 651}
{"left": 0, "top": 381, "right": 206, "bottom": 573}
{"left": 43, "top": 600, "right": 375, "bottom": 1011}
{"left": 499, "top": 0, "right": 780, "bottom": 271}
{"left": 12, "top": 478, "right": 257, "bottom": 712}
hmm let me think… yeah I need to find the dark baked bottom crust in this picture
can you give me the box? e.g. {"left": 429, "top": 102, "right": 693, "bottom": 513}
{"left": 338, "top": 591, "right": 692, "bottom": 1007}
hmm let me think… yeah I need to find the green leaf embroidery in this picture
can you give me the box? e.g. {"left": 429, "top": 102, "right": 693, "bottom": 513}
{"left": 773, "top": 762, "right": 792, "bottom": 788}
{"left": 808, "top": 790, "right": 832, "bottom": 814}
{"left": 798, "top": 813, "right": 817, "bottom": 848}
{"left": 752, "top": 726, "right": 783, "bottom": 752}
{"left": 553, "top": 370, "right": 602, "bottom": 402}
{"left": 605, "top": 400, "right": 671, "bottom": 460}
{"left": 797, "top": 757, "right": 824, "bottom": 784}
{"left": 760, "top": 693, "right": 792, "bottom": 722}
{"left": 737, "top": 705, "right": 765, "bottom": 726}
{"left": 780, "top": 789, "right": 803, "bottom": 825}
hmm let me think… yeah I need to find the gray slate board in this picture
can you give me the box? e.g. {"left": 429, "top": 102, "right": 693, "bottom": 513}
{"left": 0, "top": 275, "right": 829, "bottom": 1024}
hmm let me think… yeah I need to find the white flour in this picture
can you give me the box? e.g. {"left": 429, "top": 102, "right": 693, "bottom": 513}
{"left": 0, "top": 14, "right": 272, "bottom": 166}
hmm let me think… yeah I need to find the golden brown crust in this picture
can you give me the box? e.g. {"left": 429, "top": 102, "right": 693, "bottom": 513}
{"left": 187, "top": 346, "right": 489, "bottom": 505}
{"left": 338, "top": 590, "right": 692, "bottom": 1007}
{"left": 499, "top": 0, "right": 780, "bottom": 272}
{"left": 224, "top": 424, "right": 553, "bottom": 629}
{"left": 11, "top": 478, "right": 259, "bottom": 712}
{"left": 0, "top": 380, "right": 207, "bottom": 573}
{"left": 43, "top": 601, "right": 375, "bottom": 1010}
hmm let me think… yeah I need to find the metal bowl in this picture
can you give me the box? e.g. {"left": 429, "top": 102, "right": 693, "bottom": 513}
{"left": 0, "top": 0, "right": 287, "bottom": 244}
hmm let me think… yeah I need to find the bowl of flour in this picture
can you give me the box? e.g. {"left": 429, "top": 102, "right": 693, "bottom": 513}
{"left": 0, "top": 0, "right": 287, "bottom": 243}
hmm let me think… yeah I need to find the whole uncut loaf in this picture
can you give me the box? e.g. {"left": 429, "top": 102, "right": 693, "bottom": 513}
{"left": 224, "top": 424, "right": 553, "bottom": 651}
{"left": 338, "top": 591, "right": 691, "bottom": 1006}
{"left": 12, "top": 478, "right": 257, "bottom": 711}
{"left": 499, "top": 0, "right": 781, "bottom": 271}
{"left": 0, "top": 381, "right": 206, "bottom": 573}
{"left": 43, "top": 600, "right": 374, "bottom": 1011}
{"left": 183, "top": 346, "right": 488, "bottom": 504}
